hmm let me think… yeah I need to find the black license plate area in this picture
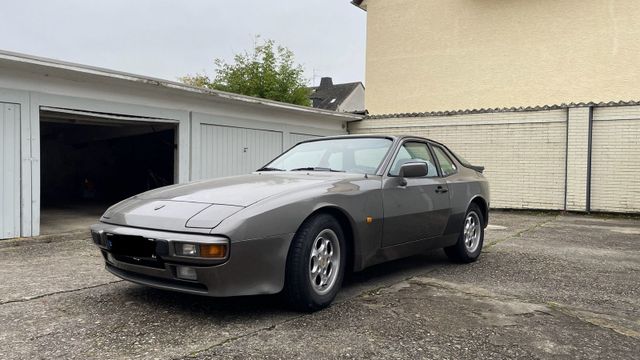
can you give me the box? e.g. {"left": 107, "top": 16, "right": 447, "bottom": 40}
{"left": 107, "top": 234, "right": 156, "bottom": 257}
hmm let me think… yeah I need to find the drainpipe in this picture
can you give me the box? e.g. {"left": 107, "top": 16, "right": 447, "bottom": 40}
{"left": 586, "top": 106, "right": 594, "bottom": 213}
{"left": 563, "top": 109, "right": 569, "bottom": 211}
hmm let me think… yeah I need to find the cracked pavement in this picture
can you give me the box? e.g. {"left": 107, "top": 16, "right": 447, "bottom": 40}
{"left": 0, "top": 211, "right": 638, "bottom": 359}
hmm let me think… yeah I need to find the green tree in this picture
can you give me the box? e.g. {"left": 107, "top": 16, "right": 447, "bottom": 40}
{"left": 181, "top": 39, "right": 311, "bottom": 106}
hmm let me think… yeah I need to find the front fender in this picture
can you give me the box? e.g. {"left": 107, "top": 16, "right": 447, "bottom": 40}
{"left": 213, "top": 176, "right": 385, "bottom": 272}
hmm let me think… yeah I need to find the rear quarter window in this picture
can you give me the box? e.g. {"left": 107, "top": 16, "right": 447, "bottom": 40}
{"left": 432, "top": 146, "right": 457, "bottom": 176}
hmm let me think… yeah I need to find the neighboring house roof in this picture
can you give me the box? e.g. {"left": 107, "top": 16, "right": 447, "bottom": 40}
{"left": 351, "top": 0, "right": 367, "bottom": 11}
{"left": 310, "top": 77, "right": 363, "bottom": 111}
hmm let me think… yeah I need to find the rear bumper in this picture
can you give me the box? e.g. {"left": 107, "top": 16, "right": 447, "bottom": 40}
{"left": 91, "top": 223, "right": 294, "bottom": 297}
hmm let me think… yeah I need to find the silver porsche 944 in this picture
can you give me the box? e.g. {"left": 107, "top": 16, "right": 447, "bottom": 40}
{"left": 91, "top": 135, "right": 489, "bottom": 311}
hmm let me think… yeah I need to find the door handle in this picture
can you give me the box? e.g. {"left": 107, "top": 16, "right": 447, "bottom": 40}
{"left": 435, "top": 186, "right": 448, "bottom": 194}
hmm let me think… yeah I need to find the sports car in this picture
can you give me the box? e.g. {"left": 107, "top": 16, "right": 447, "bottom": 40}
{"left": 91, "top": 135, "right": 489, "bottom": 311}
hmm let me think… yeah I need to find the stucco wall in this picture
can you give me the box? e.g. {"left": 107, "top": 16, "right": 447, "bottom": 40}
{"left": 365, "top": 0, "right": 640, "bottom": 114}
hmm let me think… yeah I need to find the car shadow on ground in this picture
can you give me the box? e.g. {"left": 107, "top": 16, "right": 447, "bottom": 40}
{"left": 345, "top": 249, "right": 450, "bottom": 286}
{"left": 112, "top": 249, "right": 453, "bottom": 319}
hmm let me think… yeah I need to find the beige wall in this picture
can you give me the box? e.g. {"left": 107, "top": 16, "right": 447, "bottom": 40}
{"left": 365, "top": 0, "right": 640, "bottom": 115}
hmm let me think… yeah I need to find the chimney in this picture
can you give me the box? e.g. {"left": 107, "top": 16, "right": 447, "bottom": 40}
{"left": 319, "top": 77, "right": 333, "bottom": 89}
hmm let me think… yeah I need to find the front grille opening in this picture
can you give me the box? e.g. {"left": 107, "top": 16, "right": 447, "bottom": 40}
{"left": 107, "top": 234, "right": 156, "bottom": 256}
{"left": 112, "top": 254, "right": 165, "bottom": 269}
{"left": 104, "top": 234, "right": 168, "bottom": 269}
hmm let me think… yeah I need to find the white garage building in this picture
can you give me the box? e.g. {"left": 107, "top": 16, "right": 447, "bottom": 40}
{"left": 0, "top": 51, "right": 360, "bottom": 240}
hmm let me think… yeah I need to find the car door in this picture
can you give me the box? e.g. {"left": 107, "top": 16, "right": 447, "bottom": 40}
{"left": 382, "top": 141, "right": 451, "bottom": 247}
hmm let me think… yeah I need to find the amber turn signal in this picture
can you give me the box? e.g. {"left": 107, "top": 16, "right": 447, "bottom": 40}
{"left": 199, "top": 244, "right": 227, "bottom": 258}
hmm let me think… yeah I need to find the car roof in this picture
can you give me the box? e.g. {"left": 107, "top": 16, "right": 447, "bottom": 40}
{"left": 299, "top": 134, "right": 441, "bottom": 145}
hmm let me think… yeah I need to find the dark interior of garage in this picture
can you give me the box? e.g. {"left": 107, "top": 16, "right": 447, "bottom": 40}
{"left": 39, "top": 112, "right": 176, "bottom": 234}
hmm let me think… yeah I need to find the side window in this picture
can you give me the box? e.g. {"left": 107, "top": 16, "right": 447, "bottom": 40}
{"left": 432, "top": 146, "right": 457, "bottom": 176}
{"left": 389, "top": 142, "right": 438, "bottom": 177}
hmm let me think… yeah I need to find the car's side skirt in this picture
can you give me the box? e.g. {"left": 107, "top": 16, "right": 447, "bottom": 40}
{"left": 360, "top": 233, "right": 459, "bottom": 270}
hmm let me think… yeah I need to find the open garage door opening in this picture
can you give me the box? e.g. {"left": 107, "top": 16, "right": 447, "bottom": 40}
{"left": 39, "top": 109, "right": 177, "bottom": 235}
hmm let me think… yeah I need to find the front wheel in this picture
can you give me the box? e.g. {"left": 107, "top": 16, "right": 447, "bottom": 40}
{"left": 444, "top": 204, "right": 484, "bottom": 263}
{"left": 283, "top": 214, "right": 346, "bottom": 312}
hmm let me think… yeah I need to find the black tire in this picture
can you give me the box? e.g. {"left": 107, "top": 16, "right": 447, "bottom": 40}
{"left": 283, "top": 213, "right": 346, "bottom": 312}
{"left": 444, "top": 204, "right": 484, "bottom": 263}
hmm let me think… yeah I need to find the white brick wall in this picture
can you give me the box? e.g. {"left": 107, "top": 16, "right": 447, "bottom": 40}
{"left": 349, "top": 105, "right": 640, "bottom": 213}
{"left": 591, "top": 106, "right": 640, "bottom": 213}
{"left": 565, "top": 107, "right": 590, "bottom": 211}
{"left": 350, "top": 110, "right": 567, "bottom": 210}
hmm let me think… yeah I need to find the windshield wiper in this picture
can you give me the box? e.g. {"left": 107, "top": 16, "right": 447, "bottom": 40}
{"left": 257, "top": 167, "right": 285, "bottom": 172}
{"left": 290, "top": 167, "right": 344, "bottom": 172}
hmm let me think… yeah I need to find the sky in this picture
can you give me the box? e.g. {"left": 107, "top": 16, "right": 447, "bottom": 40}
{"left": 0, "top": 0, "right": 367, "bottom": 86}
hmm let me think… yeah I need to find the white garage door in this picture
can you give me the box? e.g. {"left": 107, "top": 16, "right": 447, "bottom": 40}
{"left": 199, "top": 124, "right": 283, "bottom": 179}
{"left": 1, "top": 103, "right": 20, "bottom": 239}
{"left": 591, "top": 107, "right": 640, "bottom": 213}
{"left": 289, "top": 133, "right": 322, "bottom": 146}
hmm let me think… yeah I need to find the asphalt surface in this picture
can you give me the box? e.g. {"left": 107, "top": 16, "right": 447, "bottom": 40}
{"left": 0, "top": 211, "right": 638, "bottom": 359}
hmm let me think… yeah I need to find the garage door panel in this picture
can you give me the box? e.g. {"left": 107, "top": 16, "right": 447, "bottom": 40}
{"left": 245, "top": 127, "right": 283, "bottom": 172}
{"left": 1, "top": 103, "right": 21, "bottom": 239}
{"left": 289, "top": 133, "right": 321, "bottom": 146}
{"left": 199, "top": 125, "right": 283, "bottom": 179}
{"left": 591, "top": 113, "right": 640, "bottom": 213}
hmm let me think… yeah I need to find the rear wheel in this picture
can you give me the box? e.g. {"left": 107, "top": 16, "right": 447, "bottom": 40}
{"left": 444, "top": 204, "right": 484, "bottom": 263}
{"left": 284, "top": 214, "right": 346, "bottom": 312}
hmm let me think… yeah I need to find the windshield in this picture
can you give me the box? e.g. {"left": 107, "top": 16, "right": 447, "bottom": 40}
{"left": 260, "top": 137, "right": 393, "bottom": 174}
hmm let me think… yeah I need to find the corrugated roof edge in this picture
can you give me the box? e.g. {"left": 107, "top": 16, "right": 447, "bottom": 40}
{"left": 365, "top": 101, "right": 640, "bottom": 119}
{"left": 0, "top": 49, "right": 363, "bottom": 121}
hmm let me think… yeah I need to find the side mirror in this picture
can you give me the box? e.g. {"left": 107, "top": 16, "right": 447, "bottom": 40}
{"left": 399, "top": 162, "right": 428, "bottom": 178}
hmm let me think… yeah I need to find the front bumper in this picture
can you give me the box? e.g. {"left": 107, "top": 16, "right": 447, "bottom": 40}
{"left": 90, "top": 223, "right": 294, "bottom": 297}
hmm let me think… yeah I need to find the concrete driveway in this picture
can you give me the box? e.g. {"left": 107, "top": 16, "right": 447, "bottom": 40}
{"left": 0, "top": 211, "right": 638, "bottom": 359}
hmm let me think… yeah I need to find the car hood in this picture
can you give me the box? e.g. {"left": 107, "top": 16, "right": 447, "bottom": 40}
{"left": 100, "top": 172, "right": 344, "bottom": 232}
{"left": 136, "top": 172, "right": 340, "bottom": 206}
